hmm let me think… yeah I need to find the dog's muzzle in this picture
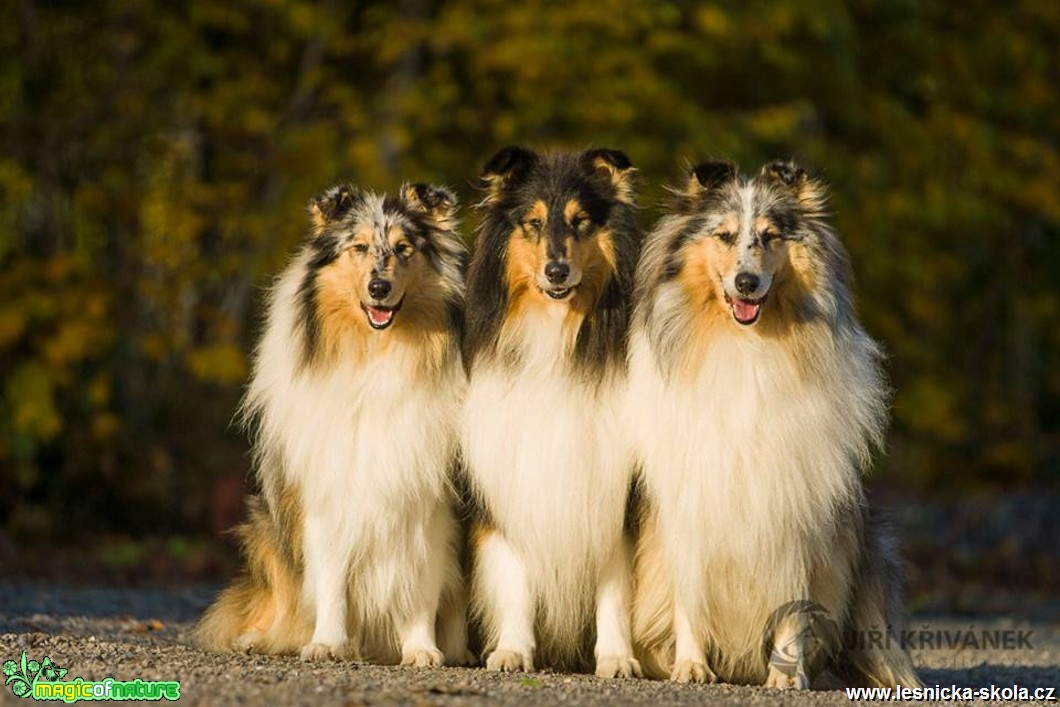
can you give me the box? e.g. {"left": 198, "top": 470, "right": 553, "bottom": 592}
{"left": 541, "top": 261, "right": 577, "bottom": 300}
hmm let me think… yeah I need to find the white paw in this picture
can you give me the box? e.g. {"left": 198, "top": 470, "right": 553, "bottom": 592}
{"left": 595, "top": 654, "right": 643, "bottom": 679}
{"left": 299, "top": 642, "right": 344, "bottom": 662}
{"left": 486, "top": 648, "right": 534, "bottom": 672}
{"left": 233, "top": 630, "right": 262, "bottom": 653}
{"left": 670, "top": 658, "right": 717, "bottom": 684}
{"left": 765, "top": 665, "right": 810, "bottom": 689}
{"left": 400, "top": 646, "right": 444, "bottom": 668}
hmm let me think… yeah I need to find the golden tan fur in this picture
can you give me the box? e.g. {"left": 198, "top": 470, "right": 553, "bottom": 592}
{"left": 311, "top": 235, "right": 455, "bottom": 378}
{"left": 497, "top": 198, "right": 619, "bottom": 360}
{"left": 195, "top": 493, "right": 311, "bottom": 654}
{"left": 672, "top": 225, "right": 828, "bottom": 379}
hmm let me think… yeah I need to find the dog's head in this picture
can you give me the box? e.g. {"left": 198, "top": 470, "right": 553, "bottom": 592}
{"left": 464, "top": 146, "right": 640, "bottom": 372}
{"left": 299, "top": 183, "right": 465, "bottom": 364}
{"left": 479, "top": 146, "right": 637, "bottom": 306}
{"left": 668, "top": 159, "right": 828, "bottom": 327}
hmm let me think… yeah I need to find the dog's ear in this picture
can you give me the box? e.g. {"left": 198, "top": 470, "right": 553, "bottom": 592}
{"left": 478, "top": 146, "right": 538, "bottom": 206}
{"left": 762, "top": 160, "right": 806, "bottom": 187}
{"left": 403, "top": 183, "right": 458, "bottom": 228}
{"left": 688, "top": 160, "right": 738, "bottom": 195}
{"left": 584, "top": 148, "right": 638, "bottom": 205}
{"left": 673, "top": 160, "right": 738, "bottom": 213}
{"left": 761, "top": 160, "right": 827, "bottom": 216}
{"left": 308, "top": 184, "right": 362, "bottom": 234}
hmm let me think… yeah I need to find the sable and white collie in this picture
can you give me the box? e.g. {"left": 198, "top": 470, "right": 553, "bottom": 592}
{"left": 462, "top": 147, "right": 642, "bottom": 676}
{"left": 628, "top": 160, "right": 921, "bottom": 689}
{"left": 195, "top": 183, "right": 470, "bottom": 667}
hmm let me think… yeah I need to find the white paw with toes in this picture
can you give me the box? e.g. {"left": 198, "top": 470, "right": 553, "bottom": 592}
{"left": 595, "top": 655, "right": 643, "bottom": 678}
{"left": 765, "top": 665, "right": 810, "bottom": 689}
{"left": 670, "top": 659, "right": 717, "bottom": 684}
{"left": 400, "top": 647, "right": 444, "bottom": 668}
{"left": 486, "top": 649, "right": 534, "bottom": 672}
{"left": 299, "top": 642, "right": 343, "bottom": 662}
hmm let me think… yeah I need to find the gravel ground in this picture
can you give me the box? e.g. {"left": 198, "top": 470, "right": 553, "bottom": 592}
{"left": 1, "top": 584, "right": 1056, "bottom": 706}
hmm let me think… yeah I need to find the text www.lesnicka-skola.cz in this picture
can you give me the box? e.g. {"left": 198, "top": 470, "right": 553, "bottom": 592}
{"left": 847, "top": 684, "right": 1056, "bottom": 701}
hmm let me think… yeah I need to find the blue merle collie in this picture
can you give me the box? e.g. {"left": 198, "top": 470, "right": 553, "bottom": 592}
{"left": 462, "top": 147, "right": 643, "bottom": 677}
{"left": 195, "top": 183, "right": 470, "bottom": 667}
{"left": 628, "top": 160, "right": 921, "bottom": 689}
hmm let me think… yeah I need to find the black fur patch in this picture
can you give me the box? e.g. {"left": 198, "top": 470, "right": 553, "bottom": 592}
{"left": 482, "top": 145, "right": 539, "bottom": 181}
{"left": 669, "top": 160, "right": 739, "bottom": 215}
{"left": 295, "top": 234, "right": 341, "bottom": 369}
{"left": 659, "top": 216, "right": 708, "bottom": 283}
{"left": 584, "top": 147, "right": 633, "bottom": 171}
{"left": 691, "top": 160, "right": 738, "bottom": 190}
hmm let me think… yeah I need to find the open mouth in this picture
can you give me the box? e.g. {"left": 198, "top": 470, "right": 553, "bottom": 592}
{"left": 725, "top": 294, "right": 765, "bottom": 325}
{"left": 361, "top": 298, "right": 403, "bottom": 330}
{"left": 543, "top": 286, "right": 575, "bottom": 300}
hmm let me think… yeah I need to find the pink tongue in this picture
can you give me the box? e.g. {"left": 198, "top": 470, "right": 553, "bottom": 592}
{"left": 732, "top": 299, "right": 760, "bottom": 322}
{"left": 367, "top": 307, "right": 393, "bottom": 326}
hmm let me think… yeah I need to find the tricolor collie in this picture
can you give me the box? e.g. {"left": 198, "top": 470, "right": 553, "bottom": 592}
{"left": 629, "top": 160, "right": 921, "bottom": 689}
{"left": 462, "top": 146, "right": 642, "bottom": 676}
{"left": 195, "top": 183, "right": 469, "bottom": 666}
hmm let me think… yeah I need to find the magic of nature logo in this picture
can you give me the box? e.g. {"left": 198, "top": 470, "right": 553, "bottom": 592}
{"left": 4, "top": 651, "right": 180, "bottom": 702}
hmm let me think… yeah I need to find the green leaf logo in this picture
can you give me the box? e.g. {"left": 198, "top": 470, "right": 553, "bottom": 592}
{"left": 4, "top": 651, "right": 66, "bottom": 699}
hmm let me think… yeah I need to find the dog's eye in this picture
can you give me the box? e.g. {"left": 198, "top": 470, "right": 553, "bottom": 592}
{"left": 352, "top": 243, "right": 369, "bottom": 254}
{"left": 714, "top": 231, "right": 735, "bottom": 245}
{"left": 395, "top": 242, "right": 414, "bottom": 258}
{"left": 761, "top": 230, "right": 780, "bottom": 246}
{"left": 524, "top": 218, "right": 543, "bottom": 231}
{"left": 571, "top": 216, "right": 591, "bottom": 234}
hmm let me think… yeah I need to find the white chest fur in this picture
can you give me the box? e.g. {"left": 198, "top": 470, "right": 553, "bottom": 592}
{"left": 464, "top": 306, "right": 633, "bottom": 587}
{"left": 279, "top": 353, "right": 459, "bottom": 515}
{"left": 628, "top": 330, "right": 870, "bottom": 651}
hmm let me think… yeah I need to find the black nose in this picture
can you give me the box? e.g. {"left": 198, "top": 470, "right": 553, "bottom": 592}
{"left": 545, "top": 262, "right": 570, "bottom": 284}
{"left": 368, "top": 278, "right": 392, "bottom": 300}
{"left": 735, "top": 272, "right": 760, "bottom": 295}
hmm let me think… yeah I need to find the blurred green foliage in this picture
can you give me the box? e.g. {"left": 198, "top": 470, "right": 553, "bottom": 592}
{"left": 1, "top": 0, "right": 1057, "bottom": 540}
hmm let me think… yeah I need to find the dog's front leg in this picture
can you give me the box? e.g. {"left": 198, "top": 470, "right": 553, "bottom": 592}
{"left": 476, "top": 530, "right": 535, "bottom": 672}
{"left": 397, "top": 604, "right": 444, "bottom": 668}
{"left": 397, "top": 508, "right": 447, "bottom": 668}
{"left": 670, "top": 599, "right": 716, "bottom": 683}
{"left": 594, "top": 538, "right": 642, "bottom": 678}
{"left": 300, "top": 513, "right": 351, "bottom": 661}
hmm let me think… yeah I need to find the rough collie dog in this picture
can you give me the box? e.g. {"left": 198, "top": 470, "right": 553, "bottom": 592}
{"left": 195, "top": 182, "right": 469, "bottom": 666}
{"left": 462, "top": 146, "right": 642, "bottom": 676}
{"left": 629, "top": 160, "right": 921, "bottom": 689}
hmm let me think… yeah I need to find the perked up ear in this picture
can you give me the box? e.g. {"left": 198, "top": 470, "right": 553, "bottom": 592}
{"left": 403, "top": 183, "right": 459, "bottom": 228}
{"left": 687, "top": 160, "right": 738, "bottom": 196}
{"left": 760, "top": 160, "right": 827, "bottom": 216}
{"left": 308, "top": 184, "right": 362, "bottom": 234}
{"left": 762, "top": 160, "right": 806, "bottom": 187}
{"left": 478, "top": 145, "right": 539, "bottom": 206}
{"left": 584, "top": 148, "right": 638, "bottom": 205}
